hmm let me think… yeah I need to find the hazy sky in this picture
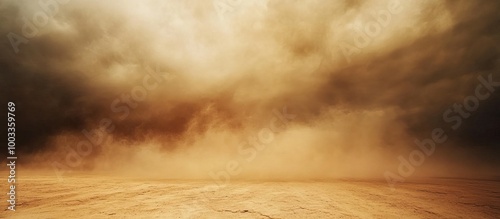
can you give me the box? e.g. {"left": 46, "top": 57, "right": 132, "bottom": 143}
{"left": 1, "top": 0, "right": 499, "bottom": 179}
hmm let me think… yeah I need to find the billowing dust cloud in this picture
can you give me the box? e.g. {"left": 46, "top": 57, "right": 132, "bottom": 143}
{"left": 1, "top": 0, "right": 499, "bottom": 180}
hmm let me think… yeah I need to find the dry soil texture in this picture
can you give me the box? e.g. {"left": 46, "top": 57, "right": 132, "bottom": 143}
{"left": 1, "top": 174, "right": 499, "bottom": 218}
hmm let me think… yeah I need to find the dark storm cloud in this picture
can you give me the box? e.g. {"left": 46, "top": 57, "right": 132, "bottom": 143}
{"left": 0, "top": 0, "right": 499, "bottom": 174}
{"left": 0, "top": 0, "right": 204, "bottom": 154}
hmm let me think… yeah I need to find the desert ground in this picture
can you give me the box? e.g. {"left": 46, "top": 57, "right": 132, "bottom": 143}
{"left": 1, "top": 173, "right": 499, "bottom": 219}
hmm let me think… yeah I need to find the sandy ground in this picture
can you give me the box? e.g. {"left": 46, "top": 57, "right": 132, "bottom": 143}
{"left": 1, "top": 173, "right": 499, "bottom": 218}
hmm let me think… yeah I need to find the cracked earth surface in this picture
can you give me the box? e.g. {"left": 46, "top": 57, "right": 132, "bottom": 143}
{"left": 2, "top": 173, "right": 499, "bottom": 218}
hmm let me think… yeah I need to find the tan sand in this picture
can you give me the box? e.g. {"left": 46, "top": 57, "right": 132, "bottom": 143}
{"left": 2, "top": 173, "right": 499, "bottom": 218}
